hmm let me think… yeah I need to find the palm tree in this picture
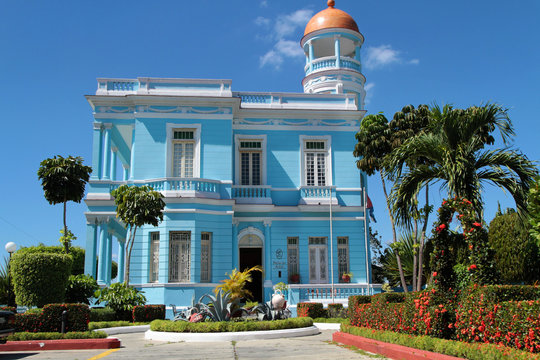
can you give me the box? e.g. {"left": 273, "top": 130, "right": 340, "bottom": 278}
{"left": 391, "top": 103, "right": 537, "bottom": 223}
{"left": 354, "top": 114, "right": 408, "bottom": 291}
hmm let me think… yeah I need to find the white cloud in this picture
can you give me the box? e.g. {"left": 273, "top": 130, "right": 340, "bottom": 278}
{"left": 254, "top": 16, "right": 270, "bottom": 27}
{"left": 364, "top": 82, "right": 375, "bottom": 106}
{"left": 364, "top": 45, "right": 419, "bottom": 70}
{"left": 260, "top": 0, "right": 268, "bottom": 8}
{"left": 258, "top": 9, "right": 313, "bottom": 69}
{"left": 274, "top": 9, "right": 313, "bottom": 39}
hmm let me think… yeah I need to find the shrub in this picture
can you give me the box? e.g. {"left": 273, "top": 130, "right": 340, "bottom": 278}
{"left": 11, "top": 252, "right": 72, "bottom": 307}
{"left": 455, "top": 285, "right": 540, "bottom": 352}
{"left": 24, "top": 308, "right": 42, "bottom": 315}
{"left": 7, "top": 331, "right": 107, "bottom": 341}
{"left": 327, "top": 303, "right": 347, "bottom": 318}
{"left": 90, "top": 307, "right": 116, "bottom": 322}
{"left": 13, "top": 245, "right": 84, "bottom": 275}
{"left": 150, "top": 317, "right": 313, "bottom": 333}
{"left": 65, "top": 274, "right": 98, "bottom": 304}
{"left": 0, "top": 306, "right": 16, "bottom": 313}
{"left": 133, "top": 305, "right": 165, "bottom": 322}
{"left": 297, "top": 302, "right": 326, "bottom": 318}
{"left": 489, "top": 210, "right": 540, "bottom": 284}
{"left": 40, "top": 303, "right": 90, "bottom": 332}
{"left": 94, "top": 282, "right": 146, "bottom": 320}
{"left": 89, "top": 321, "right": 145, "bottom": 330}
{"left": 341, "top": 324, "right": 540, "bottom": 360}
{"left": 14, "top": 313, "right": 42, "bottom": 332}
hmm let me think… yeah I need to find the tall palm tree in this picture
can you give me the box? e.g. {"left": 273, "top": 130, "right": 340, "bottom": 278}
{"left": 354, "top": 113, "right": 408, "bottom": 291}
{"left": 391, "top": 103, "right": 537, "bottom": 223}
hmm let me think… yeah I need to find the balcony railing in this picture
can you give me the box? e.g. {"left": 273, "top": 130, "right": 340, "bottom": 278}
{"left": 300, "top": 186, "right": 333, "bottom": 198}
{"left": 105, "top": 178, "right": 221, "bottom": 196}
{"left": 290, "top": 283, "right": 381, "bottom": 301}
{"left": 305, "top": 56, "right": 362, "bottom": 75}
{"left": 232, "top": 185, "right": 272, "bottom": 204}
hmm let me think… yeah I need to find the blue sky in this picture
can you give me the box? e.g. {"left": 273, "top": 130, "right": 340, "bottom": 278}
{"left": 0, "top": 0, "right": 539, "bottom": 262}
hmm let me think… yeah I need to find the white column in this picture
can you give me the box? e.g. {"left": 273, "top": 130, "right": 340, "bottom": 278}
{"left": 264, "top": 220, "right": 272, "bottom": 282}
{"left": 110, "top": 147, "right": 118, "bottom": 181}
{"left": 122, "top": 164, "right": 129, "bottom": 181}
{"left": 129, "top": 124, "right": 136, "bottom": 180}
{"left": 102, "top": 124, "right": 112, "bottom": 180}
{"left": 105, "top": 233, "right": 113, "bottom": 284}
{"left": 97, "top": 220, "right": 108, "bottom": 285}
{"left": 84, "top": 221, "right": 98, "bottom": 278}
{"left": 334, "top": 36, "right": 341, "bottom": 68}
{"left": 308, "top": 41, "right": 314, "bottom": 72}
{"left": 91, "top": 123, "right": 103, "bottom": 180}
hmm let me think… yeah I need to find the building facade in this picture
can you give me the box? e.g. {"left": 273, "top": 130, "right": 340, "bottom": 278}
{"left": 84, "top": 1, "right": 380, "bottom": 307}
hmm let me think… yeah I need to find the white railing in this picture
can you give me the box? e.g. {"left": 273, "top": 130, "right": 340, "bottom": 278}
{"left": 290, "top": 283, "right": 381, "bottom": 301}
{"left": 232, "top": 185, "right": 271, "bottom": 198}
{"left": 300, "top": 186, "right": 334, "bottom": 198}
{"left": 107, "top": 178, "right": 221, "bottom": 194}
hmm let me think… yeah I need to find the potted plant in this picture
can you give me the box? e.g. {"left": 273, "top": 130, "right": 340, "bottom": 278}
{"left": 289, "top": 273, "right": 300, "bottom": 284}
{"left": 341, "top": 272, "right": 352, "bottom": 283}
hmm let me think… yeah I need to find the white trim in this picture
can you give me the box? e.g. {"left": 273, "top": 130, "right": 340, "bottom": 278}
{"left": 232, "top": 124, "right": 360, "bottom": 132}
{"left": 133, "top": 282, "right": 221, "bottom": 288}
{"left": 164, "top": 209, "right": 234, "bottom": 216}
{"left": 233, "top": 217, "right": 365, "bottom": 222}
{"left": 300, "top": 135, "right": 332, "bottom": 187}
{"left": 237, "top": 226, "right": 265, "bottom": 243}
{"left": 234, "top": 134, "right": 267, "bottom": 185}
{"left": 166, "top": 123, "right": 201, "bottom": 178}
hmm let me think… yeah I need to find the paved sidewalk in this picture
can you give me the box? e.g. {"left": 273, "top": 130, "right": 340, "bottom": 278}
{"left": 0, "top": 330, "right": 386, "bottom": 360}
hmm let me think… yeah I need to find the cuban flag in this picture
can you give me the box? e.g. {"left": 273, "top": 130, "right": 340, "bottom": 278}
{"left": 366, "top": 195, "right": 377, "bottom": 223}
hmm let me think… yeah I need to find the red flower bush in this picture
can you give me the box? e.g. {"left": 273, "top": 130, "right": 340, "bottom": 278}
{"left": 132, "top": 304, "right": 165, "bottom": 322}
{"left": 297, "top": 302, "right": 326, "bottom": 318}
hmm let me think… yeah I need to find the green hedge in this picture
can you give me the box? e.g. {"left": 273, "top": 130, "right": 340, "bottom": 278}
{"left": 150, "top": 317, "right": 313, "bottom": 333}
{"left": 88, "top": 321, "right": 149, "bottom": 330}
{"left": 133, "top": 305, "right": 165, "bottom": 322}
{"left": 297, "top": 302, "right": 326, "bottom": 318}
{"left": 13, "top": 245, "right": 85, "bottom": 275}
{"left": 341, "top": 324, "right": 540, "bottom": 360}
{"left": 7, "top": 331, "right": 107, "bottom": 341}
{"left": 11, "top": 252, "right": 72, "bottom": 307}
{"left": 14, "top": 304, "right": 90, "bottom": 332}
{"left": 90, "top": 308, "right": 116, "bottom": 322}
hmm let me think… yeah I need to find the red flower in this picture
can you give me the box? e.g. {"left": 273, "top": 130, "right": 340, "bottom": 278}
{"left": 432, "top": 272, "right": 438, "bottom": 277}
{"left": 473, "top": 222, "right": 482, "bottom": 227}
{"left": 436, "top": 224, "right": 447, "bottom": 233}
{"left": 468, "top": 264, "right": 477, "bottom": 271}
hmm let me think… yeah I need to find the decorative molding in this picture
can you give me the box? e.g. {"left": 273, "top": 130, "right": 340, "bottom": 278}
{"left": 233, "top": 118, "right": 358, "bottom": 127}
{"left": 164, "top": 209, "right": 234, "bottom": 216}
{"left": 263, "top": 220, "right": 272, "bottom": 227}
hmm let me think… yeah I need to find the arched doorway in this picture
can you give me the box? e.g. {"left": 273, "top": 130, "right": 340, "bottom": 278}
{"left": 238, "top": 230, "right": 263, "bottom": 303}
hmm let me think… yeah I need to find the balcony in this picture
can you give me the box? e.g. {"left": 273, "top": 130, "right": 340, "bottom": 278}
{"left": 304, "top": 56, "right": 362, "bottom": 76}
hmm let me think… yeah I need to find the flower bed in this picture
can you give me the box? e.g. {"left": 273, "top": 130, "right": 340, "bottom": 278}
{"left": 349, "top": 285, "right": 540, "bottom": 353}
{"left": 297, "top": 302, "right": 326, "bottom": 318}
{"left": 340, "top": 324, "right": 540, "bottom": 360}
{"left": 14, "top": 303, "right": 90, "bottom": 332}
{"left": 150, "top": 317, "right": 312, "bottom": 333}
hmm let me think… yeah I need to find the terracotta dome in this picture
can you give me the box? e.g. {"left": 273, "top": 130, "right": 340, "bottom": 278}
{"left": 304, "top": 0, "right": 359, "bottom": 36}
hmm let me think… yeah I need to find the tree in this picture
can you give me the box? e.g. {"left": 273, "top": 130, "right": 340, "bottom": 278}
{"left": 111, "top": 185, "right": 165, "bottom": 286}
{"left": 392, "top": 103, "right": 537, "bottom": 224}
{"left": 37, "top": 155, "right": 92, "bottom": 254}
{"left": 489, "top": 208, "right": 540, "bottom": 284}
{"left": 528, "top": 176, "right": 540, "bottom": 252}
{"left": 354, "top": 114, "right": 408, "bottom": 291}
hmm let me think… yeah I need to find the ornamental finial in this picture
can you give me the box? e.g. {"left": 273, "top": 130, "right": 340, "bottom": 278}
{"left": 327, "top": 0, "right": 335, "bottom": 8}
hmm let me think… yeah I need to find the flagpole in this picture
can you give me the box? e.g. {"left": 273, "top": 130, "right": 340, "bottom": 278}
{"left": 330, "top": 186, "right": 334, "bottom": 303}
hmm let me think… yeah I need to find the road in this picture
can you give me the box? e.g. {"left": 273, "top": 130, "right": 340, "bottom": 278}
{"left": 0, "top": 330, "right": 386, "bottom": 360}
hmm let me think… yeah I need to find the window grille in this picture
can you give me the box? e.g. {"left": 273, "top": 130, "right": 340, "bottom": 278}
{"left": 173, "top": 130, "right": 194, "bottom": 140}
{"left": 200, "top": 232, "right": 212, "bottom": 283}
{"left": 308, "top": 237, "right": 327, "bottom": 245}
{"left": 240, "top": 141, "right": 261, "bottom": 149}
{"left": 169, "top": 231, "right": 191, "bottom": 282}
{"left": 149, "top": 232, "right": 160, "bottom": 283}
{"left": 240, "top": 147, "right": 261, "bottom": 185}
{"left": 305, "top": 141, "right": 325, "bottom": 150}
{"left": 337, "top": 236, "right": 349, "bottom": 281}
{"left": 287, "top": 237, "right": 299, "bottom": 277}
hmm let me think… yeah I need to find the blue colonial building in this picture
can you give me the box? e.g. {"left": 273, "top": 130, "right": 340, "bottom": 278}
{"left": 83, "top": 1, "right": 380, "bottom": 308}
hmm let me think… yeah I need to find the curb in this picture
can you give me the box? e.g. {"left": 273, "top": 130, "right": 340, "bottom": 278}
{"left": 314, "top": 322, "right": 341, "bottom": 330}
{"left": 332, "top": 332, "right": 465, "bottom": 360}
{"left": 0, "top": 337, "right": 121, "bottom": 351}
{"left": 145, "top": 325, "right": 320, "bottom": 342}
{"left": 95, "top": 325, "right": 150, "bottom": 335}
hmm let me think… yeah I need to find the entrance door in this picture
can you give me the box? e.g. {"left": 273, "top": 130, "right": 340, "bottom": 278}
{"left": 239, "top": 248, "right": 263, "bottom": 302}
{"left": 309, "top": 236, "right": 328, "bottom": 283}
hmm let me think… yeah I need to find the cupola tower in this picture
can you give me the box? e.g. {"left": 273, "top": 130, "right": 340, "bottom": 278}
{"left": 301, "top": 0, "right": 366, "bottom": 108}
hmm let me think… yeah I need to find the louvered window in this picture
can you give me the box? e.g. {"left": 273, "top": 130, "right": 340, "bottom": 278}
{"left": 304, "top": 141, "right": 327, "bottom": 186}
{"left": 172, "top": 130, "right": 194, "bottom": 177}
{"left": 240, "top": 140, "right": 262, "bottom": 185}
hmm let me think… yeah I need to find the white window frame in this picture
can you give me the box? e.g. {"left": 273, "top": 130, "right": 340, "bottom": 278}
{"left": 234, "top": 134, "right": 267, "bottom": 185}
{"left": 300, "top": 135, "right": 332, "bottom": 186}
{"left": 149, "top": 232, "right": 160, "bottom": 283}
{"left": 200, "top": 232, "right": 212, "bottom": 283}
{"left": 166, "top": 123, "right": 201, "bottom": 178}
